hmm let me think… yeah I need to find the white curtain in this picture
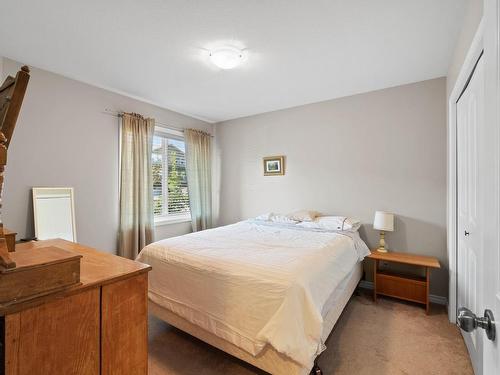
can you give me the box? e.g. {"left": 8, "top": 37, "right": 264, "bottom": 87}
{"left": 185, "top": 129, "right": 212, "bottom": 231}
{"left": 118, "top": 113, "right": 155, "bottom": 259}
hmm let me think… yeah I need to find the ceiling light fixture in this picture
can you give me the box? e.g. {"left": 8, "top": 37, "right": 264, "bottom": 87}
{"left": 209, "top": 46, "right": 245, "bottom": 70}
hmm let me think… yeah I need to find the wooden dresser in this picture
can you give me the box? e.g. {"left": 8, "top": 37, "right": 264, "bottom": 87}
{"left": 0, "top": 239, "right": 151, "bottom": 375}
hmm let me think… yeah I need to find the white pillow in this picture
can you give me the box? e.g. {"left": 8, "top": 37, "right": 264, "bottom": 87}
{"left": 344, "top": 218, "right": 362, "bottom": 231}
{"left": 286, "top": 210, "right": 321, "bottom": 222}
{"left": 298, "top": 216, "right": 361, "bottom": 231}
{"left": 271, "top": 214, "right": 299, "bottom": 224}
{"left": 254, "top": 213, "right": 298, "bottom": 224}
{"left": 254, "top": 213, "right": 273, "bottom": 221}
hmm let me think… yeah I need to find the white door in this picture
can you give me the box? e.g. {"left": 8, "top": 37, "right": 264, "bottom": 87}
{"left": 455, "top": 3, "right": 500, "bottom": 373}
{"left": 482, "top": 1, "right": 500, "bottom": 373}
{"left": 457, "top": 55, "right": 485, "bottom": 375}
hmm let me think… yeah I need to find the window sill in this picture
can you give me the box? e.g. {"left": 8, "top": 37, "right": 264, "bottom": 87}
{"left": 154, "top": 215, "right": 191, "bottom": 227}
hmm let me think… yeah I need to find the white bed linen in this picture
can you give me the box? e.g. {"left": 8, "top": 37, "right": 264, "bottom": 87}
{"left": 149, "top": 263, "right": 363, "bottom": 375}
{"left": 137, "top": 220, "right": 369, "bottom": 369}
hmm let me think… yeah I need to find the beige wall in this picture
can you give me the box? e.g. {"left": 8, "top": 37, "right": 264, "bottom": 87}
{"left": 447, "top": 0, "right": 483, "bottom": 96}
{"left": 2, "top": 58, "right": 212, "bottom": 253}
{"left": 216, "top": 78, "right": 448, "bottom": 297}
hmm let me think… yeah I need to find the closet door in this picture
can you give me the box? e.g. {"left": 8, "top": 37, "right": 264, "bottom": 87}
{"left": 456, "top": 55, "right": 484, "bottom": 375}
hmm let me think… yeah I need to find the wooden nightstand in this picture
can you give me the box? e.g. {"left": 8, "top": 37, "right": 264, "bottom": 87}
{"left": 367, "top": 250, "right": 441, "bottom": 314}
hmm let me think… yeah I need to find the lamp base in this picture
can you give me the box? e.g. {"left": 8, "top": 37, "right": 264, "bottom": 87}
{"left": 377, "top": 231, "right": 388, "bottom": 253}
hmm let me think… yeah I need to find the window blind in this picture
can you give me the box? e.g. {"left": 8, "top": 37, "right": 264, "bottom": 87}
{"left": 152, "top": 132, "right": 190, "bottom": 218}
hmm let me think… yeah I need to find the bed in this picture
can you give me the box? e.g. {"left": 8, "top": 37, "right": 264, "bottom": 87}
{"left": 137, "top": 219, "right": 370, "bottom": 375}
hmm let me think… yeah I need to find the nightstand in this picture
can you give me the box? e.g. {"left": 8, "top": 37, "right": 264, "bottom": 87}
{"left": 367, "top": 250, "right": 441, "bottom": 314}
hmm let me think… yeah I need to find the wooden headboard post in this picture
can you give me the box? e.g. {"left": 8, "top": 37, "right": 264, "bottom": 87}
{"left": 0, "top": 66, "right": 30, "bottom": 269}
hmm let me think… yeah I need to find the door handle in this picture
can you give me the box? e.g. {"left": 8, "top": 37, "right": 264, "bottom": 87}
{"left": 464, "top": 230, "right": 470, "bottom": 236}
{"left": 457, "top": 307, "right": 496, "bottom": 341}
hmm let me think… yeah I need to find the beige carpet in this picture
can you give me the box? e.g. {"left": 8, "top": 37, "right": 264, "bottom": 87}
{"left": 148, "top": 290, "right": 473, "bottom": 375}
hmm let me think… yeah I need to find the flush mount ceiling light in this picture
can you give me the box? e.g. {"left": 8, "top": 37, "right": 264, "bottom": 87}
{"left": 209, "top": 46, "right": 245, "bottom": 70}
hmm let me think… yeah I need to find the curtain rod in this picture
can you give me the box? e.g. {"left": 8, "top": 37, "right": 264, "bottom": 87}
{"left": 102, "top": 108, "right": 187, "bottom": 133}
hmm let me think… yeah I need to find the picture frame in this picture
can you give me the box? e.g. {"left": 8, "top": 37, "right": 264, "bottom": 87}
{"left": 263, "top": 155, "right": 285, "bottom": 176}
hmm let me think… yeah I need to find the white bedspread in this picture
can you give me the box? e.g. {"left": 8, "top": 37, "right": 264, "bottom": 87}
{"left": 137, "top": 220, "right": 369, "bottom": 368}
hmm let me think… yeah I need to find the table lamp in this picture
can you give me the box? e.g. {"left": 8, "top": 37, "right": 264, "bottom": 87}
{"left": 373, "top": 211, "right": 394, "bottom": 252}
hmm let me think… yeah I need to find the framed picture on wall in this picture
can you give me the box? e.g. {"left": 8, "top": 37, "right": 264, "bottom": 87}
{"left": 263, "top": 155, "right": 285, "bottom": 176}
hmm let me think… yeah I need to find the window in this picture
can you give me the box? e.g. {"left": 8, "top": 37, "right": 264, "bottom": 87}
{"left": 152, "top": 128, "right": 190, "bottom": 223}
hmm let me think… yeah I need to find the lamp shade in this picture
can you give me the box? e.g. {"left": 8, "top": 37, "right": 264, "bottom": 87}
{"left": 373, "top": 211, "right": 394, "bottom": 232}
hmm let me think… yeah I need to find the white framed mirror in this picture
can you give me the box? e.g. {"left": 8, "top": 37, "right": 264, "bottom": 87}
{"left": 32, "top": 187, "right": 77, "bottom": 242}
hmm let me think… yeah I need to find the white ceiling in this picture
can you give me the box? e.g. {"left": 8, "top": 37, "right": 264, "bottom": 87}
{"left": 0, "top": 0, "right": 466, "bottom": 123}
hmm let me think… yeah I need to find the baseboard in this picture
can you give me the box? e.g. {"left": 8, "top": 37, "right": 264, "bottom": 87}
{"left": 358, "top": 280, "right": 448, "bottom": 306}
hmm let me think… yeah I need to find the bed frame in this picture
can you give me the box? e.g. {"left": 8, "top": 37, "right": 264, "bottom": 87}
{"left": 150, "top": 262, "right": 363, "bottom": 375}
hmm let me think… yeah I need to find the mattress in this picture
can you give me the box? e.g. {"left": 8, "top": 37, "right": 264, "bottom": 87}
{"left": 150, "top": 262, "right": 363, "bottom": 375}
{"left": 137, "top": 220, "right": 369, "bottom": 369}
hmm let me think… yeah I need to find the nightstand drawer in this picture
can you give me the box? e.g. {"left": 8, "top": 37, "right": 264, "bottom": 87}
{"left": 376, "top": 272, "right": 427, "bottom": 304}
